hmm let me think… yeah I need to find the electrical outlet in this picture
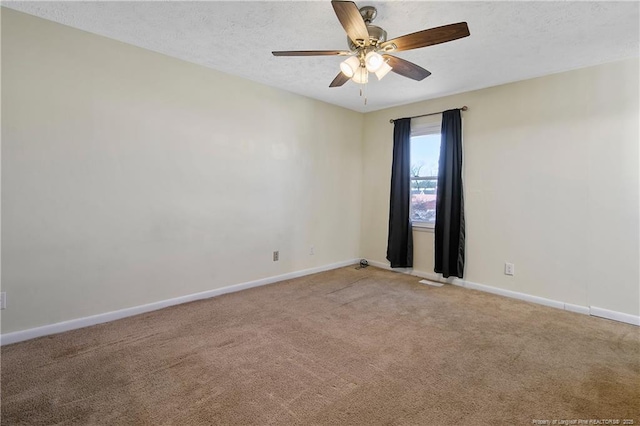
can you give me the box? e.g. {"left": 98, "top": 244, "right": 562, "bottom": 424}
{"left": 273, "top": 251, "right": 279, "bottom": 262}
{"left": 505, "top": 262, "right": 515, "bottom": 276}
{"left": 310, "top": 246, "right": 314, "bottom": 255}
{"left": 0, "top": 292, "right": 6, "bottom": 310}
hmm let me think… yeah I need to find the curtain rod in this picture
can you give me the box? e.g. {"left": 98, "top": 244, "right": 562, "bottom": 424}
{"left": 389, "top": 106, "right": 468, "bottom": 124}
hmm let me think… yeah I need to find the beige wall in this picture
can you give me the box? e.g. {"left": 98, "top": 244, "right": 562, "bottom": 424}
{"left": 2, "top": 8, "right": 639, "bottom": 335}
{"left": 362, "top": 57, "right": 639, "bottom": 316}
{"left": 1, "top": 9, "right": 363, "bottom": 333}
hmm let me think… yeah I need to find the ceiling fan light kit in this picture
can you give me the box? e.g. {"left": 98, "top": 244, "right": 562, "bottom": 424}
{"left": 340, "top": 55, "right": 361, "bottom": 78}
{"left": 352, "top": 66, "right": 369, "bottom": 84}
{"left": 364, "top": 51, "right": 384, "bottom": 72}
{"left": 272, "top": 0, "right": 470, "bottom": 101}
{"left": 375, "top": 61, "right": 393, "bottom": 80}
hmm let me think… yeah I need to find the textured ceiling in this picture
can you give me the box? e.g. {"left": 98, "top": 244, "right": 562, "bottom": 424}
{"left": 4, "top": 1, "right": 639, "bottom": 112}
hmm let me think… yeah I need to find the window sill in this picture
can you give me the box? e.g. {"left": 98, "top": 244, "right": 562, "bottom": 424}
{"left": 412, "top": 224, "right": 435, "bottom": 233}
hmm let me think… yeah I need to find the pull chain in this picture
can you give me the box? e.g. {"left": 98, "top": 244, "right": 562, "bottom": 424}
{"left": 361, "top": 78, "right": 368, "bottom": 105}
{"left": 364, "top": 79, "right": 368, "bottom": 105}
{"left": 358, "top": 78, "right": 368, "bottom": 105}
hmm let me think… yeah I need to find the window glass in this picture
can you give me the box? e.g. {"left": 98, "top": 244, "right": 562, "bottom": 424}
{"left": 410, "top": 133, "right": 440, "bottom": 226}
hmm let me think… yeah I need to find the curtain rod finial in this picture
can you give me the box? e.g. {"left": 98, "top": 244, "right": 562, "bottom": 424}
{"left": 389, "top": 119, "right": 394, "bottom": 123}
{"left": 461, "top": 106, "right": 468, "bottom": 111}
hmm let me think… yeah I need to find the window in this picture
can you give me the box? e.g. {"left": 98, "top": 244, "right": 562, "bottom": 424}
{"left": 410, "top": 121, "right": 441, "bottom": 228}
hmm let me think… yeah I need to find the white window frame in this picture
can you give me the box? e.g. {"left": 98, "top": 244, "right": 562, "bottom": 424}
{"left": 410, "top": 118, "right": 442, "bottom": 230}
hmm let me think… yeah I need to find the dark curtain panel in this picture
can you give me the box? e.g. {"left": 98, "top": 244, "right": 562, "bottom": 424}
{"left": 435, "top": 109, "right": 465, "bottom": 278}
{"left": 386, "top": 118, "right": 413, "bottom": 268}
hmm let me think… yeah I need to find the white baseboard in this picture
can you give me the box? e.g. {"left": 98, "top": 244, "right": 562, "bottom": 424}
{"left": 3, "top": 258, "right": 637, "bottom": 346}
{"left": 0, "top": 259, "right": 360, "bottom": 346}
{"left": 590, "top": 306, "right": 640, "bottom": 326}
{"left": 366, "top": 260, "right": 637, "bottom": 326}
{"left": 564, "top": 303, "right": 591, "bottom": 316}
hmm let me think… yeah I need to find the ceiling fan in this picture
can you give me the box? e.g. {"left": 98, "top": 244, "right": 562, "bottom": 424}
{"left": 272, "top": 1, "right": 470, "bottom": 88}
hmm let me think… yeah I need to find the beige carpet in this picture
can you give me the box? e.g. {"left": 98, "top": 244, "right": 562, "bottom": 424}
{"left": 1, "top": 266, "right": 638, "bottom": 425}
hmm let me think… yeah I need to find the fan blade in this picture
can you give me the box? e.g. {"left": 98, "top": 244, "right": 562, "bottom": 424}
{"left": 383, "top": 55, "right": 431, "bottom": 81}
{"left": 329, "top": 72, "right": 350, "bottom": 87}
{"left": 272, "top": 50, "right": 351, "bottom": 56}
{"left": 381, "top": 22, "right": 470, "bottom": 52}
{"left": 332, "top": 1, "right": 369, "bottom": 46}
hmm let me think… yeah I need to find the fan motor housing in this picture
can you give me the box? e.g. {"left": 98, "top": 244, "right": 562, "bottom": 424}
{"left": 348, "top": 25, "right": 387, "bottom": 50}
